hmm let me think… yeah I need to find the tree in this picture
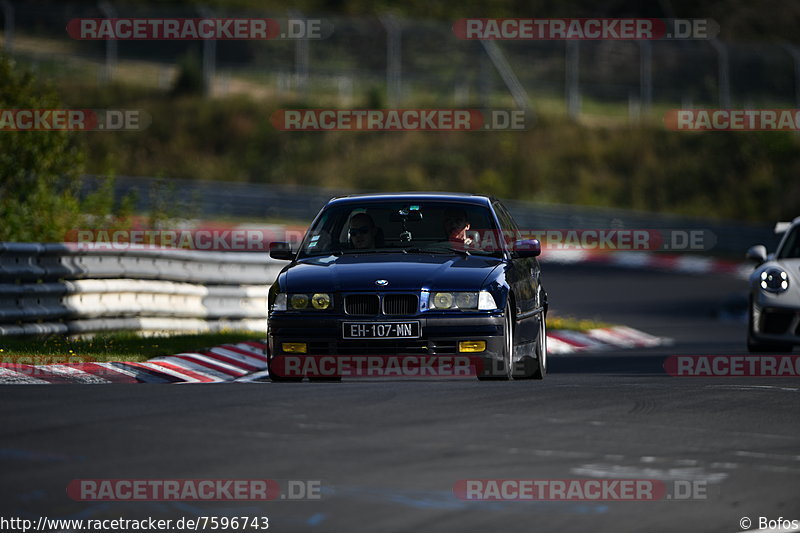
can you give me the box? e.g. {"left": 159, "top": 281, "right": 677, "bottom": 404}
{"left": 0, "top": 55, "right": 127, "bottom": 242}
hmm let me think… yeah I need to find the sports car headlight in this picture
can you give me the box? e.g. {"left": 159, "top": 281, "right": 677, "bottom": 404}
{"left": 760, "top": 268, "right": 789, "bottom": 293}
{"left": 272, "top": 293, "right": 287, "bottom": 311}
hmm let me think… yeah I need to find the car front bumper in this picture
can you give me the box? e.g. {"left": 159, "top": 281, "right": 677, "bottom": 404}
{"left": 268, "top": 312, "right": 507, "bottom": 376}
{"left": 751, "top": 300, "right": 800, "bottom": 345}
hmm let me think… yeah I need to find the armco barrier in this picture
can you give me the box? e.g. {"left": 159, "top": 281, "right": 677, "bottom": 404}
{"left": 0, "top": 243, "right": 283, "bottom": 336}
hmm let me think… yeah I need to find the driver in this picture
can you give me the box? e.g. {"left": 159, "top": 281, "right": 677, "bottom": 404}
{"left": 443, "top": 208, "right": 474, "bottom": 247}
{"left": 348, "top": 213, "right": 378, "bottom": 249}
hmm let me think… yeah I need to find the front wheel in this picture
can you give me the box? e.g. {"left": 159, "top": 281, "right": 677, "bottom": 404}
{"left": 478, "top": 301, "right": 514, "bottom": 380}
{"left": 531, "top": 313, "right": 547, "bottom": 379}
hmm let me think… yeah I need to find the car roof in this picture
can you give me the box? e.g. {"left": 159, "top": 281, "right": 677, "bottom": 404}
{"left": 326, "top": 192, "right": 495, "bottom": 207}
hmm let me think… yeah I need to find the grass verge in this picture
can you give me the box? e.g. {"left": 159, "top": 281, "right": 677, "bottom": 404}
{"left": 546, "top": 316, "right": 613, "bottom": 332}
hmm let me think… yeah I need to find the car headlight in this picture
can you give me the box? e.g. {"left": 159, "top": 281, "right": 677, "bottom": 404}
{"left": 286, "top": 293, "right": 332, "bottom": 310}
{"left": 760, "top": 268, "right": 789, "bottom": 293}
{"left": 429, "top": 291, "right": 496, "bottom": 310}
{"left": 432, "top": 292, "right": 455, "bottom": 309}
{"left": 455, "top": 292, "right": 478, "bottom": 309}
{"left": 290, "top": 294, "right": 309, "bottom": 309}
{"left": 272, "top": 293, "right": 287, "bottom": 311}
{"left": 311, "top": 293, "right": 331, "bottom": 310}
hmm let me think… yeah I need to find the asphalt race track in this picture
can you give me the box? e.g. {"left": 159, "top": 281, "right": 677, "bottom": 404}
{"left": 2, "top": 263, "right": 798, "bottom": 533}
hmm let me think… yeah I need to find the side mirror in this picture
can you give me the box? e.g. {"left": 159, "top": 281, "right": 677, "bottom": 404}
{"left": 745, "top": 244, "right": 767, "bottom": 265}
{"left": 270, "top": 241, "right": 294, "bottom": 260}
{"left": 512, "top": 239, "right": 541, "bottom": 258}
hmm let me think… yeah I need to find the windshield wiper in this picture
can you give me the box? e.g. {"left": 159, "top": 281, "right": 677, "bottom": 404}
{"left": 338, "top": 249, "right": 393, "bottom": 254}
{"left": 403, "top": 246, "right": 470, "bottom": 257}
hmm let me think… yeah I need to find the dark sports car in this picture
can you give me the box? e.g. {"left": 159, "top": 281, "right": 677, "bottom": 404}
{"left": 266, "top": 192, "right": 547, "bottom": 381}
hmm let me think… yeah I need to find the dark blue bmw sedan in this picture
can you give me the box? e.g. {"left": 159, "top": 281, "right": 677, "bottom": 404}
{"left": 267, "top": 193, "right": 547, "bottom": 381}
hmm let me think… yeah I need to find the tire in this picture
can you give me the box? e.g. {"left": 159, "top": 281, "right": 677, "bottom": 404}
{"left": 531, "top": 312, "right": 547, "bottom": 380}
{"left": 478, "top": 300, "right": 514, "bottom": 381}
{"left": 747, "top": 299, "right": 793, "bottom": 353}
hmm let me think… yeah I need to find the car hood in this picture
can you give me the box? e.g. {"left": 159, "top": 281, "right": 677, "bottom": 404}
{"left": 281, "top": 253, "right": 502, "bottom": 292}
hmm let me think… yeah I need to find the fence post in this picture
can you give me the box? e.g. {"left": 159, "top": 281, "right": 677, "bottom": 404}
{"left": 290, "top": 10, "right": 309, "bottom": 98}
{"left": 782, "top": 43, "right": 800, "bottom": 108}
{"left": 199, "top": 6, "right": 216, "bottom": 97}
{"left": 97, "top": 1, "right": 117, "bottom": 84}
{"left": 565, "top": 40, "right": 580, "bottom": 119}
{"left": 781, "top": 43, "right": 800, "bottom": 136}
{"left": 710, "top": 39, "right": 730, "bottom": 108}
{"left": 639, "top": 40, "right": 652, "bottom": 115}
{"left": 1, "top": 0, "right": 13, "bottom": 53}
{"left": 380, "top": 14, "right": 402, "bottom": 108}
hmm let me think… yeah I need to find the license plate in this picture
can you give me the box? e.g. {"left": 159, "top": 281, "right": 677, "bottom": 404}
{"left": 342, "top": 321, "right": 420, "bottom": 339}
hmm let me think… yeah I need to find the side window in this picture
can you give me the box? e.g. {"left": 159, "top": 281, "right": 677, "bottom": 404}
{"left": 493, "top": 202, "right": 519, "bottom": 249}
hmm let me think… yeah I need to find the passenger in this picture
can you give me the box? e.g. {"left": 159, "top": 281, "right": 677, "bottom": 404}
{"left": 348, "top": 213, "right": 378, "bottom": 249}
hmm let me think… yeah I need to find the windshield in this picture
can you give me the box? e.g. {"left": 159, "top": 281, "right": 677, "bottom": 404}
{"left": 777, "top": 226, "right": 800, "bottom": 259}
{"left": 298, "top": 201, "right": 503, "bottom": 258}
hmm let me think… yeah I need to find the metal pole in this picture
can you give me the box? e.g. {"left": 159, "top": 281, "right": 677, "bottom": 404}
{"left": 380, "top": 14, "right": 401, "bottom": 107}
{"left": 782, "top": 43, "right": 800, "bottom": 109}
{"left": 480, "top": 39, "right": 531, "bottom": 112}
{"left": 479, "top": 48, "right": 490, "bottom": 107}
{"left": 1, "top": 0, "right": 13, "bottom": 53}
{"left": 98, "top": 1, "right": 117, "bottom": 84}
{"left": 199, "top": 6, "right": 216, "bottom": 97}
{"left": 639, "top": 40, "right": 652, "bottom": 115}
{"left": 710, "top": 39, "right": 730, "bottom": 108}
{"left": 565, "top": 40, "right": 580, "bottom": 119}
